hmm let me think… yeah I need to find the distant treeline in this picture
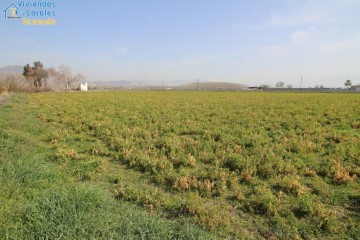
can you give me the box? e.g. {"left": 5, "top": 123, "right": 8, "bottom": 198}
{"left": 0, "top": 62, "right": 85, "bottom": 95}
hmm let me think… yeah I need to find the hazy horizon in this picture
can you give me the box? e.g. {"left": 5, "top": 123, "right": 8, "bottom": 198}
{"left": 1, "top": 0, "right": 360, "bottom": 88}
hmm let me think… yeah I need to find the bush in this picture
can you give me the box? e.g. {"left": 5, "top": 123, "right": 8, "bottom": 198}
{"left": 0, "top": 73, "right": 53, "bottom": 93}
{"left": 0, "top": 82, "right": 6, "bottom": 94}
{"left": 242, "top": 186, "right": 279, "bottom": 216}
{"left": 0, "top": 74, "right": 26, "bottom": 93}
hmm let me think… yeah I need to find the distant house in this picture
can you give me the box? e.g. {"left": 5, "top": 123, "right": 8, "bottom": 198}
{"left": 351, "top": 85, "right": 360, "bottom": 92}
{"left": 247, "top": 87, "right": 264, "bottom": 91}
{"left": 79, "top": 82, "right": 88, "bottom": 91}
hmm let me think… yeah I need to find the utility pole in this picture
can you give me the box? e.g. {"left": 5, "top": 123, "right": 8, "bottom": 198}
{"left": 162, "top": 81, "right": 164, "bottom": 91}
{"left": 197, "top": 79, "right": 199, "bottom": 91}
{"left": 300, "top": 75, "right": 303, "bottom": 93}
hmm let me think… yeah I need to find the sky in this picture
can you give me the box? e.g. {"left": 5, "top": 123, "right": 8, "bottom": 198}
{"left": 1, "top": 0, "right": 360, "bottom": 87}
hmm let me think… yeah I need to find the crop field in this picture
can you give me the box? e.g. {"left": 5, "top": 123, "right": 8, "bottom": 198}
{"left": 1, "top": 92, "right": 359, "bottom": 239}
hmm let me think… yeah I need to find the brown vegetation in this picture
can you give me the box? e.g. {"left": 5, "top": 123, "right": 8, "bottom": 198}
{"left": 0, "top": 73, "right": 29, "bottom": 93}
{"left": 0, "top": 62, "right": 85, "bottom": 94}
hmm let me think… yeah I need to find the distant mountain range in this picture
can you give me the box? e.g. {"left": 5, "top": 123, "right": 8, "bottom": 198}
{"left": 0, "top": 65, "right": 23, "bottom": 74}
{"left": 88, "top": 80, "right": 197, "bottom": 87}
{"left": 179, "top": 82, "right": 245, "bottom": 90}
{"left": 88, "top": 81, "right": 150, "bottom": 88}
{"left": 88, "top": 80, "right": 247, "bottom": 90}
{"left": 0, "top": 65, "right": 247, "bottom": 90}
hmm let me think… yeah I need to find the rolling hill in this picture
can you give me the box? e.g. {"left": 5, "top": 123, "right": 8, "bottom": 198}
{"left": 0, "top": 65, "right": 23, "bottom": 75}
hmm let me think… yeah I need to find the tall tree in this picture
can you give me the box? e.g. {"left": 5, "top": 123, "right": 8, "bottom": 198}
{"left": 344, "top": 79, "right": 352, "bottom": 92}
{"left": 23, "top": 61, "right": 48, "bottom": 88}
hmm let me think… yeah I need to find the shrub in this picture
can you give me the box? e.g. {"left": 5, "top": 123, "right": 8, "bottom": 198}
{"left": 277, "top": 175, "right": 307, "bottom": 195}
{"left": 242, "top": 186, "right": 279, "bottom": 216}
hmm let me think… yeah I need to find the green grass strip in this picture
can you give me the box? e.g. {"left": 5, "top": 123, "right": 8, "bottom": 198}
{"left": 0, "top": 94, "right": 214, "bottom": 240}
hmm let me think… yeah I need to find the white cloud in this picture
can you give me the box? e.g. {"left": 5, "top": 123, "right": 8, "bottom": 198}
{"left": 269, "top": 0, "right": 360, "bottom": 27}
{"left": 259, "top": 45, "right": 290, "bottom": 57}
{"left": 291, "top": 31, "right": 308, "bottom": 42}
{"left": 181, "top": 56, "right": 218, "bottom": 65}
{"left": 271, "top": 14, "right": 324, "bottom": 27}
{"left": 290, "top": 28, "right": 315, "bottom": 43}
{"left": 114, "top": 47, "right": 127, "bottom": 54}
{"left": 319, "top": 38, "right": 360, "bottom": 53}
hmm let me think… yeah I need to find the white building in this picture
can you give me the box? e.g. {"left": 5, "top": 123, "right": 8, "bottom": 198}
{"left": 79, "top": 82, "right": 88, "bottom": 91}
{"left": 351, "top": 85, "right": 360, "bottom": 92}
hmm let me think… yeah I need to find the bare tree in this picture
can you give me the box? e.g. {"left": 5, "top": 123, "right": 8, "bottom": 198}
{"left": 49, "top": 65, "right": 85, "bottom": 91}
{"left": 75, "top": 73, "right": 86, "bottom": 85}
{"left": 48, "top": 67, "right": 61, "bottom": 89}
{"left": 60, "top": 65, "right": 72, "bottom": 90}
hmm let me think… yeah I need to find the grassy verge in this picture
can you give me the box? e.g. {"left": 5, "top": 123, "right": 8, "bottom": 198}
{"left": 0, "top": 94, "right": 214, "bottom": 239}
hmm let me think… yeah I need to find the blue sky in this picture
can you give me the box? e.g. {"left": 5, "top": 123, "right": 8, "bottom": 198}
{"left": 1, "top": 0, "right": 360, "bottom": 87}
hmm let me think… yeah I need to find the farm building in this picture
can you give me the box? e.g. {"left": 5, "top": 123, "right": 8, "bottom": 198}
{"left": 79, "top": 82, "right": 88, "bottom": 91}
{"left": 351, "top": 85, "right": 360, "bottom": 92}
